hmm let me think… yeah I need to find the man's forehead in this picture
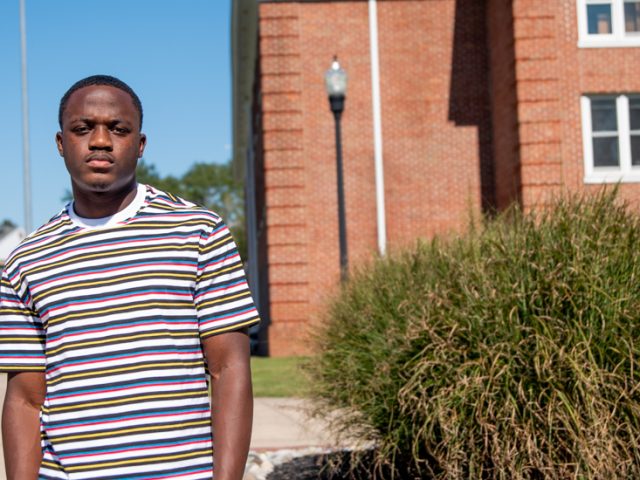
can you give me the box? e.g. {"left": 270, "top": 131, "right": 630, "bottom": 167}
{"left": 65, "top": 85, "right": 138, "bottom": 114}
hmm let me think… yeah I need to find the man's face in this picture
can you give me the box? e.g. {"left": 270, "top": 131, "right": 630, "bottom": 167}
{"left": 56, "top": 85, "right": 146, "bottom": 195}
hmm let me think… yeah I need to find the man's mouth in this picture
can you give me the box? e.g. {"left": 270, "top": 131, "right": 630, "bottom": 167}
{"left": 86, "top": 156, "right": 114, "bottom": 168}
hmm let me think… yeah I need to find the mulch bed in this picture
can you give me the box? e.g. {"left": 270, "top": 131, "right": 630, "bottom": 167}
{"left": 266, "top": 449, "right": 422, "bottom": 480}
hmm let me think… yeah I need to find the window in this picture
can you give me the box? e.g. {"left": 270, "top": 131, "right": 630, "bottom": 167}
{"left": 581, "top": 94, "right": 640, "bottom": 182}
{"left": 577, "top": 0, "right": 640, "bottom": 47}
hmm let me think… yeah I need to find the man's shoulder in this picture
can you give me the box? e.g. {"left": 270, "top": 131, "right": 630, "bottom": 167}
{"left": 2, "top": 209, "right": 70, "bottom": 272}
{"left": 142, "top": 185, "right": 224, "bottom": 228}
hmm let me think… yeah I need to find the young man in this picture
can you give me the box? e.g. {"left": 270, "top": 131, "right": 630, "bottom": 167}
{"left": 0, "top": 75, "right": 259, "bottom": 479}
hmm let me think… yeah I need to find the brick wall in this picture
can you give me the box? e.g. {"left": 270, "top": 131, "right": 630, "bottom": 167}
{"left": 510, "top": 0, "right": 640, "bottom": 207}
{"left": 256, "top": 0, "right": 493, "bottom": 356}
{"left": 252, "top": 0, "right": 640, "bottom": 356}
{"left": 258, "top": 2, "right": 310, "bottom": 356}
{"left": 487, "top": 0, "right": 521, "bottom": 210}
{"left": 509, "top": 1, "right": 565, "bottom": 209}
{"left": 558, "top": 0, "right": 640, "bottom": 204}
{"left": 257, "top": 1, "right": 378, "bottom": 356}
{"left": 377, "top": 0, "right": 492, "bottom": 245}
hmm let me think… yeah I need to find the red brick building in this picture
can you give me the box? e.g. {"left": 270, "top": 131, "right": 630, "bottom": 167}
{"left": 232, "top": 0, "right": 640, "bottom": 356}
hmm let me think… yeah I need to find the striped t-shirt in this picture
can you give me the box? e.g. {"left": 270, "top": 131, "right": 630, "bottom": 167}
{"left": 0, "top": 184, "right": 260, "bottom": 479}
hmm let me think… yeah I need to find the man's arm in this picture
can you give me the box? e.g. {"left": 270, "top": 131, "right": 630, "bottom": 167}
{"left": 202, "top": 329, "right": 252, "bottom": 480}
{"left": 2, "top": 371, "right": 46, "bottom": 479}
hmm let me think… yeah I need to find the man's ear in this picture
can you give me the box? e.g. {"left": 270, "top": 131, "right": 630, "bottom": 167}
{"left": 138, "top": 133, "right": 147, "bottom": 158}
{"left": 55, "top": 132, "right": 64, "bottom": 157}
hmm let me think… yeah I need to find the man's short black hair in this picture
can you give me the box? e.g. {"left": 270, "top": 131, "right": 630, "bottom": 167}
{"left": 58, "top": 75, "right": 143, "bottom": 129}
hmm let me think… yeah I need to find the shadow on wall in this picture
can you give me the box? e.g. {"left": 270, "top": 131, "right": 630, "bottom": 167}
{"left": 448, "top": 0, "right": 496, "bottom": 213}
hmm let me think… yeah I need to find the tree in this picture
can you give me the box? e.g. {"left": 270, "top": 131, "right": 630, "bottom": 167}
{"left": 0, "top": 219, "right": 16, "bottom": 235}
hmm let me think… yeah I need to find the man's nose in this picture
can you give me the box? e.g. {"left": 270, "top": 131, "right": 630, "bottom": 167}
{"left": 89, "top": 126, "right": 113, "bottom": 150}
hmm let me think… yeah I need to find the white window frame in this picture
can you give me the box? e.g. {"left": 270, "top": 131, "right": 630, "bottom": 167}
{"left": 577, "top": 0, "right": 640, "bottom": 47}
{"left": 581, "top": 94, "right": 640, "bottom": 183}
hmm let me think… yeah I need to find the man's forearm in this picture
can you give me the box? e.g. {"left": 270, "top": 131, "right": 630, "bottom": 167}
{"left": 204, "top": 330, "right": 253, "bottom": 480}
{"left": 3, "top": 372, "right": 45, "bottom": 479}
{"left": 210, "top": 363, "right": 253, "bottom": 480}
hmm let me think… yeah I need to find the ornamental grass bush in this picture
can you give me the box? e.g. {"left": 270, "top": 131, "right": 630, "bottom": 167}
{"left": 307, "top": 191, "right": 640, "bottom": 479}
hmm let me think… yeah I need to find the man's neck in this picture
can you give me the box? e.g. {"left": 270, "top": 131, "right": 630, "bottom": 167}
{"left": 71, "top": 182, "right": 139, "bottom": 219}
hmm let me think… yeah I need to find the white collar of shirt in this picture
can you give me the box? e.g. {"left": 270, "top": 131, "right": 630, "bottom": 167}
{"left": 67, "top": 183, "right": 147, "bottom": 229}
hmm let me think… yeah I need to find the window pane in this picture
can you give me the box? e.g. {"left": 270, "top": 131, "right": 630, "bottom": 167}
{"left": 630, "top": 98, "right": 640, "bottom": 130}
{"left": 625, "top": 2, "right": 640, "bottom": 32}
{"left": 591, "top": 98, "right": 618, "bottom": 132}
{"left": 588, "top": 4, "right": 613, "bottom": 34}
{"left": 593, "top": 137, "right": 619, "bottom": 167}
{"left": 631, "top": 135, "right": 640, "bottom": 165}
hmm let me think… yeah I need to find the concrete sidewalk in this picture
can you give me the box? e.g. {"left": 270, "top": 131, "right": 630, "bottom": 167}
{"left": 251, "top": 397, "right": 335, "bottom": 450}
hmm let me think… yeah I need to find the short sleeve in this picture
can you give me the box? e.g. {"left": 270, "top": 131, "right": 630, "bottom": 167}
{"left": 0, "top": 268, "right": 46, "bottom": 371}
{"left": 195, "top": 220, "right": 260, "bottom": 339}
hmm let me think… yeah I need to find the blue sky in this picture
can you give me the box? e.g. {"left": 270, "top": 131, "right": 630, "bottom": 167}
{"left": 0, "top": 0, "right": 232, "bottom": 230}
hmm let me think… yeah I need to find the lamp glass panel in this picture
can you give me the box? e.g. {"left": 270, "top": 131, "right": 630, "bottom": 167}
{"left": 325, "top": 71, "right": 347, "bottom": 96}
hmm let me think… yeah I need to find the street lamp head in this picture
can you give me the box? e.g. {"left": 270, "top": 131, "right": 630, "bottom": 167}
{"left": 325, "top": 56, "right": 348, "bottom": 98}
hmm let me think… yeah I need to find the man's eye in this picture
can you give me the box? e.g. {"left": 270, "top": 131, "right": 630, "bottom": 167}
{"left": 112, "top": 127, "right": 129, "bottom": 134}
{"left": 72, "top": 126, "right": 90, "bottom": 134}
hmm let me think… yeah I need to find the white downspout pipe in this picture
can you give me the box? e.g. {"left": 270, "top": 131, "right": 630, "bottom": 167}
{"left": 369, "top": 0, "right": 387, "bottom": 256}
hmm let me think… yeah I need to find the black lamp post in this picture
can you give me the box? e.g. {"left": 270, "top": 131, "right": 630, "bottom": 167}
{"left": 325, "top": 57, "right": 349, "bottom": 282}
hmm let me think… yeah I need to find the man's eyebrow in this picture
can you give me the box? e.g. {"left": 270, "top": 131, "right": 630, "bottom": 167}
{"left": 66, "top": 117, "right": 94, "bottom": 125}
{"left": 108, "top": 118, "right": 134, "bottom": 126}
{"left": 68, "top": 117, "right": 132, "bottom": 125}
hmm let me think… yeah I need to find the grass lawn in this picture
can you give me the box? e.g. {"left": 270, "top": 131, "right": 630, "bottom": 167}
{"left": 251, "top": 356, "right": 308, "bottom": 397}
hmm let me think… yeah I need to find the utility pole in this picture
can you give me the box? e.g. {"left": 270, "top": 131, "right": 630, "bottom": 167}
{"left": 19, "top": 0, "right": 32, "bottom": 233}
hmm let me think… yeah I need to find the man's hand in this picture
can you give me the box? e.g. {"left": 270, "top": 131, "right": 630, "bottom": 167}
{"left": 203, "top": 329, "right": 252, "bottom": 480}
{"left": 2, "top": 371, "right": 46, "bottom": 479}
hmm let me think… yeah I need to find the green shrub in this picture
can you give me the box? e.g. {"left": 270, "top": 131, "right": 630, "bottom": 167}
{"left": 307, "top": 191, "right": 640, "bottom": 479}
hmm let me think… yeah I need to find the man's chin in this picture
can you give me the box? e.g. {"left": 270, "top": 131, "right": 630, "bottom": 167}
{"left": 89, "top": 182, "right": 111, "bottom": 191}
{"left": 74, "top": 176, "right": 134, "bottom": 195}
{"left": 78, "top": 181, "right": 113, "bottom": 194}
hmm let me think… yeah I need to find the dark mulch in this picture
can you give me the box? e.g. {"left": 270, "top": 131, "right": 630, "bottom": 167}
{"left": 266, "top": 449, "right": 424, "bottom": 480}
